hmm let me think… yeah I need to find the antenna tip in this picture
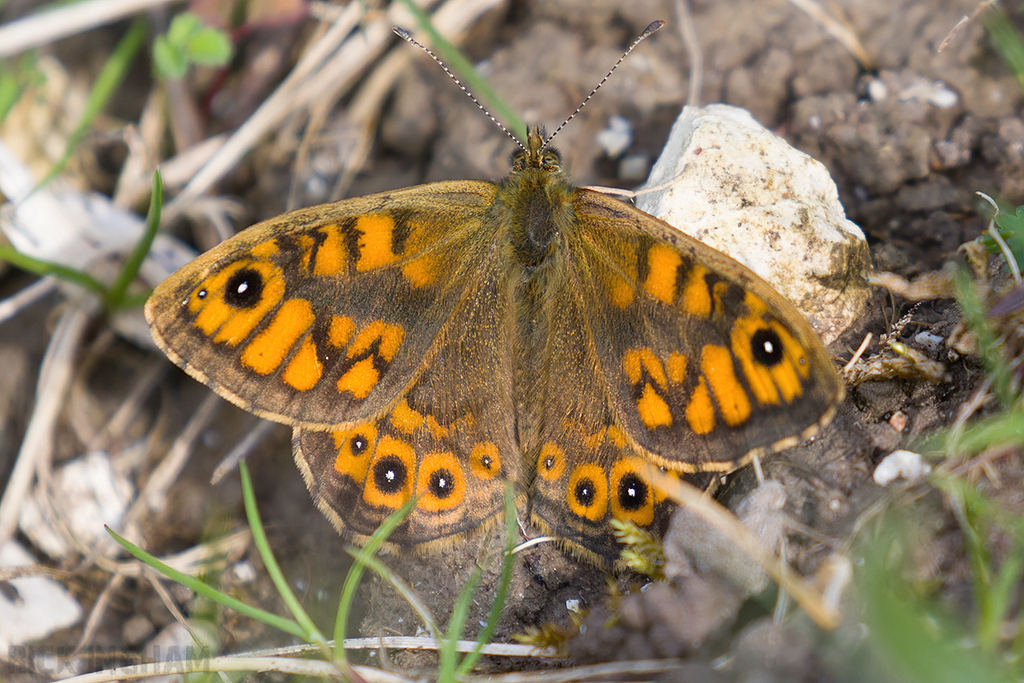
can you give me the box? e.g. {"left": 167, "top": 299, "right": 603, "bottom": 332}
{"left": 643, "top": 20, "right": 666, "bottom": 36}
{"left": 393, "top": 26, "right": 412, "bottom": 40}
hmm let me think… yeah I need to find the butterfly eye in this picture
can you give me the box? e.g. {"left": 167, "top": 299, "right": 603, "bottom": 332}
{"left": 751, "top": 328, "right": 784, "bottom": 366}
{"left": 224, "top": 268, "right": 265, "bottom": 308}
{"left": 615, "top": 472, "right": 648, "bottom": 512}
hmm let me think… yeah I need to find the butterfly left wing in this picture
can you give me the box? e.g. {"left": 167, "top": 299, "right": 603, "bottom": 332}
{"left": 567, "top": 189, "right": 844, "bottom": 470}
{"left": 146, "top": 181, "right": 528, "bottom": 551}
{"left": 529, "top": 189, "right": 843, "bottom": 564}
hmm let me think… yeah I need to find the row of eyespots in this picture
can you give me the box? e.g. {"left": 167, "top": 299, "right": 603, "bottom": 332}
{"left": 537, "top": 443, "right": 669, "bottom": 527}
{"left": 330, "top": 424, "right": 502, "bottom": 512}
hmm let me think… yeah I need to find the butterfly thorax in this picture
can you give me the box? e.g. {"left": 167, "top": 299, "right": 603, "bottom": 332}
{"left": 503, "top": 128, "right": 576, "bottom": 271}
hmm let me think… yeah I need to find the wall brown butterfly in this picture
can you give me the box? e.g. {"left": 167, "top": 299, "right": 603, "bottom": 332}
{"left": 145, "top": 26, "right": 844, "bottom": 566}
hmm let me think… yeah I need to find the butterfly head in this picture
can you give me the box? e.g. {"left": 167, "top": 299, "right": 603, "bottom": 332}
{"left": 511, "top": 126, "right": 563, "bottom": 174}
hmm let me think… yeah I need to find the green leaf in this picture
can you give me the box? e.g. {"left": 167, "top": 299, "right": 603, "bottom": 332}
{"left": 995, "top": 205, "right": 1024, "bottom": 266}
{"left": 187, "top": 27, "right": 233, "bottom": 65}
{"left": 153, "top": 36, "right": 188, "bottom": 79}
{"left": 153, "top": 12, "right": 233, "bottom": 80}
{"left": 107, "top": 170, "right": 162, "bottom": 308}
{"left": 168, "top": 12, "right": 202, "bottom": 45}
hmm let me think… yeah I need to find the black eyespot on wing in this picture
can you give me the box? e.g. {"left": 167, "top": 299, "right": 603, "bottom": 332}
{"left": 374, "top": 456, "right": 407, "bottom": 495}
{"left": 428, "top": 468, "right": 455, "bottom": 499}
{"left": 351, "top": 432, "right": 370, "bottom": 456}
{"left": 752, "top": 328, "right": 784, "bottom": 366}
{"left": 224, "top": 268, "right": 265, "bottom": 308}
{"left": 574, "top": 477, "right": 596, "bottom": 507}
{"left": 617, "top": 472, "right": 648, "bottom": 512}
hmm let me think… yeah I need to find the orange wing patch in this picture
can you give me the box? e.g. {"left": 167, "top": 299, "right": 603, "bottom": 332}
{"left": 241, "top": 298, "right": 314, "bottom": 375}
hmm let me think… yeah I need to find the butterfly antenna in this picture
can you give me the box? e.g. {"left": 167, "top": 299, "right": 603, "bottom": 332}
{"left": 393, "top": 26, "right": 525, "bottom": 151}
{"left": 544, "top": 20, "right": 665, "bottom": 147}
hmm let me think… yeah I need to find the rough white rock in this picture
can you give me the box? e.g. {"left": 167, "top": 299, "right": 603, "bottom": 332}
{"left": 636, "top": 104, "right": 871, "bottom": 344}
{"left": 0, "top": 541, "right": 82, "bottom": 652}
{"left": 19, "top": 450, "right": 134, "bottom": 558}
{"left": 874, "top": 449, "right": 932, "bottom": 486}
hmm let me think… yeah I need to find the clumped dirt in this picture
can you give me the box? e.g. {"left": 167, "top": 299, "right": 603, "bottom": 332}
{"left": 2, "top": 0, "right": 1024, "bottom": 680}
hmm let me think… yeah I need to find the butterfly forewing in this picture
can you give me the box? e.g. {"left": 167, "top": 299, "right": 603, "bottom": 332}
{"left": 569, "top": 190, "right": 844, "bottom": 470}
{"left": 145, "top": 181, "right": 501, "bottom": 428}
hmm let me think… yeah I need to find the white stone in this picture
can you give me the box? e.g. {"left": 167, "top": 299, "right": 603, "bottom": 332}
{"left": 19, "top": 450, "right": 134, "bottom": 558}
{"left": 596, "top": 114, "right": 633, "bottom": 158}
{"left": 635, "top": 104, "right": 871, "bottom": 344}
{"left": 873, "top": 450, "right": 932, "bottom": 486}
{"left": 0, "top": 541, "right": 82, "bottom": 651}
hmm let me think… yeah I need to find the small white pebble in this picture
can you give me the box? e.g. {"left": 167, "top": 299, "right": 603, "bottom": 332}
{"left": 874, "top": 450, "right": 932, "bottom": 486}
{"left": 231, "top": 560, "right": 257, "bottom": 583}
{"left": 596, "top": 115, "right": 633, "bottom": 157}
{"left": 914, "top": 331, "right": 944, "bottom": 352}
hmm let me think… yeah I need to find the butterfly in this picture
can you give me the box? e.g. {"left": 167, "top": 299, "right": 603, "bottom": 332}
{"left": 144, "top": 123, "right": 844, "bottom": 566}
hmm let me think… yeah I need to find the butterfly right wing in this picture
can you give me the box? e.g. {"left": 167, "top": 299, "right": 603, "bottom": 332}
{"left": 146, "top": 181, "right": 502, "bottom": 429}
{"left": 292, "top": 247, "right": 524, "bottom": 547}
{"left": 146, "top": 180, "right": 527, "bottom": 549}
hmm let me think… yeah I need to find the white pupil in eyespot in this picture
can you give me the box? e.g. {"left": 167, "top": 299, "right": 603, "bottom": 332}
{"left": 236, "top": 282, "right": 248, "bottom": 294}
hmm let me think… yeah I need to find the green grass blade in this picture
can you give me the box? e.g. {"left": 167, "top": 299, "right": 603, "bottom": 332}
{"left": 985, "top": 4, "right": 1024, "bottom": 94}
{"left": 106, "top": 526, "right": 306, "bottom": 639}
{"left": 919, "top": 408, "right": 1024, "bottom": 456}
{"left": 439, "top": 562, "right": 482, "bottom": 683}
{"left": 954, "top": 265, "right": 1015, "bottom": 407}
{"left": 0, "top": 53, "right": 40, "bottom": 124}
{"left": 0, "top": 244, "right": 107, "bottom": 294}
{"left": 333, "top": 494, "right": 419, "bottom": 661}
{"left": 456, "top": 483, "right": 517, "bottom": 674}
{"left": 107, "top": 170, "right": 162, "bottom": 308}
{"left": 342, "top": 545, "right": 441, "bottom": 639}
{"left": 37, "top": 16, "right": 148, "bottom": 190}
{"left": 238, "top": 461, "right": 327, "bottom": 646}
{"left": 859, "top": 522, "right": 1012, "bottom": 683}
